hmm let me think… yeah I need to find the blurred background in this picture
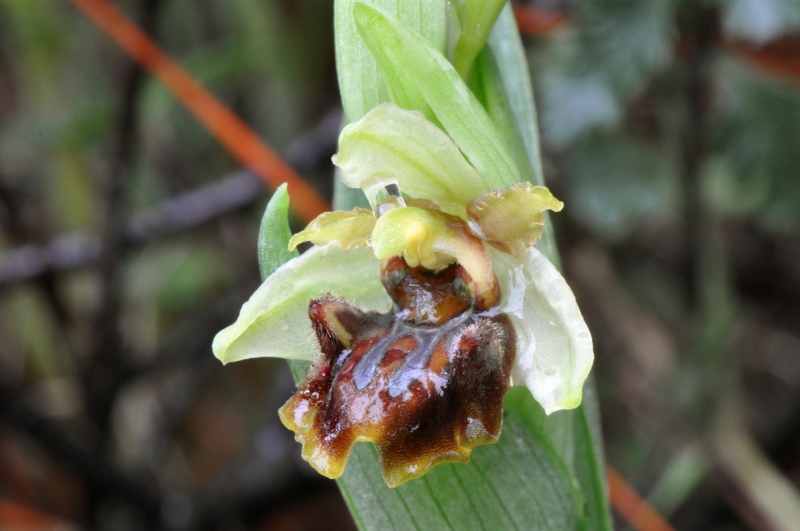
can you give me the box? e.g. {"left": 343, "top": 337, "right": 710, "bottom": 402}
{"left": 0, "top": 0, "right": 799, "bottom": 529}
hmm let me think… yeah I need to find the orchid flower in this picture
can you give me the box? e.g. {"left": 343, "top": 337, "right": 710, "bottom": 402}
{"left": 212, "top": 2, "right": 593, "bottom": 488}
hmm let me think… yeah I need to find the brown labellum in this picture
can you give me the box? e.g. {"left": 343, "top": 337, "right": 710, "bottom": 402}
{"left": 279, "top": 257, "right": 516, "bottom": 487}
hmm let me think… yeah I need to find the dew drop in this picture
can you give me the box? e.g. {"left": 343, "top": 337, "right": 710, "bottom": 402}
{"left": 363, "top": 175, "right": 406, "bottom": 217}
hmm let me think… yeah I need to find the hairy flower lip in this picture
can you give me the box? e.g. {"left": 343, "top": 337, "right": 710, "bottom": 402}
{"left": 278, "top": 259, "right": 516, "bottom": 487}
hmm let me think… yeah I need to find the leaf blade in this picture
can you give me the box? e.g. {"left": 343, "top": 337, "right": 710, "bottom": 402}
{"left": 338, "top": 411, "right": 583, "bottom": 530}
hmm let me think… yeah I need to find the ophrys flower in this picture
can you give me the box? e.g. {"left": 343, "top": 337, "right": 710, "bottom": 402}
{"left": 212, "top": 3, "right": 594, "bottom": 488}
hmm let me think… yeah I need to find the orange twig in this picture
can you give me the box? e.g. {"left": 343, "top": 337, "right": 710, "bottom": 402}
{"left": 608, "top": 465, "right": 676, "bottom": 531}
{"left": 512, "top": 4, "right": 568, "bottom": 37}
{"left": 70, "top": 0, "right": 330, "bottom": 223}
{"left": 0, "top": 498, "right": 75, "bottom": 529}
{"left": 728, "top": 37, "right": 800, "bottom": 85}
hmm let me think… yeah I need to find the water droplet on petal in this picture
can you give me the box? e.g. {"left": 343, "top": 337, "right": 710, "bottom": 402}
{"left": 363, "top": 174, "right": 406, "bottom": 218}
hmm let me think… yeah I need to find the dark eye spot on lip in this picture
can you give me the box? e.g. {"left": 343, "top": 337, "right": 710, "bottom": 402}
{"left": 386, "top": 267, "right": 408, "bottom": 288}
{"left": 453, "top": 276, "right": 469, "bottom": 299}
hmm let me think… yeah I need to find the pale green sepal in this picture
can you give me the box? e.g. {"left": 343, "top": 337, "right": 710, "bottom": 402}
{"left": 258, "top": 183, "right": 298, "bottom": 280}
{"left": 451, "top": 0, "right": 507, "bottom": 79}
{"left": 212, "top": 244, "right": 392, "bottom": 364}
{"left": 334, "top": 0, "right": 447, "bottom": 123}
{"left": 352, "top": 3, "right": 522, "bottom": 189}
{"left": 489, "top": 247, "right": 594, "bottom": 414}
{"left": 333, "top": 103, "right": 487, "bottom": 205}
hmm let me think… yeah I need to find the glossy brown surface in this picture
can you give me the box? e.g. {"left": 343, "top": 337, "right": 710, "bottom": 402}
{"left": 279, "top": 258, "right": 516, "bottom": 487}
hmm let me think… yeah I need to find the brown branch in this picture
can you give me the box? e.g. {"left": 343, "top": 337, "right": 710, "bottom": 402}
{"left": 0, "top": 107, "right": 342, "bottom": 289}
{"left": 0, "top": 379, "right": 163, "bottom": 525}
{"left": 86, "top": 0, "right": 163, "bottom": 437}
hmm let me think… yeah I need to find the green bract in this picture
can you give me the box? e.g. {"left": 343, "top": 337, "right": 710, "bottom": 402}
{"left": 352, "top": 3, "right": 522, "bottom": 189}
{"left": 450, "top": 0, "right": 509, "bottom": 79}
{"left": 334, "top": 0, "right": 447, "bottom": 122}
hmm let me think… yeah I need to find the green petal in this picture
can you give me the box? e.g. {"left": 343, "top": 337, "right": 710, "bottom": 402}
{"left": 333, "top": 103, "right": 487, "bottom": 206}
{"left": 288, "top": 208, "right": 376, "bottom": 251}
{"left": 468, "top": 183, "right": 564, "bottom": 255}
{"left": 489, "top": 247, "right": 594, "bottom": 414}
{"left": 212, "top": 244, "right": 392, "bottom": 364}
{"left": 353, "top": 3, "right": 522, "bottom": 189}
{"left": 334, "top": 0, "right": 447, "bottom": 123}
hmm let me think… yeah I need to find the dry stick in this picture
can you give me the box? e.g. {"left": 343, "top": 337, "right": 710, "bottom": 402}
{"left": 84, "top": 2, "right": 163, "bottom": 527}
{"left": 0, "top": 498, "right": 75, "bottom": 529}
{"left": 0, "top": 379, "right": 163, "bottom": 523}
{"left": 87, "top": 0, "right": 160, "bottom": 435}
{"left": 0, "top": 107, "right": 341, "bottom": 288}
{"left": 69, "top": 0, "right": 331, "bottom": 223}
{"left": 607, "top": 466, "right": 676, "bottom": 531}
{"left": 511, "top": 4, "right": 568, "bottom": 37}
{"left": 726, "top": 37, "right": 800, "bottom": 84}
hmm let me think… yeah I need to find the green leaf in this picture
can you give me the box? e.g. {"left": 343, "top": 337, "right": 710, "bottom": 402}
{"left": 258, "top": 183, "right": 298, "bottom": 280}
{"left": 334, "top": 0, "right": 447, "bottom": 123}
{"left": 339, "top": 408, "right": 584, "bottom": 530}
{"left": 212, "top": 244, "right": 391, "bottom": 364}
{"left": 483, "top": 3, "right": 545, "bottom": 188}
{"left": 450, "top": 0, "right": 507, "bottom": 79}
{"left": 353, "top": 3, "right": 523, "bottom": 189}
{"left": 540, "top": 378, "right": 613, "bottom": 531}
{"left": 470, "top": 48, "right": 534, "bottom": 185}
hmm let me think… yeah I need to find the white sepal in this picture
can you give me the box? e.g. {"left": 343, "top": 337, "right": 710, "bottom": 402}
{"left": 489, "top": 247, "right": 594, "bottom": 414}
